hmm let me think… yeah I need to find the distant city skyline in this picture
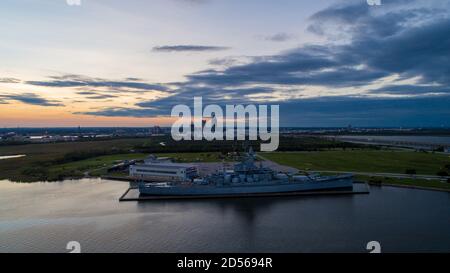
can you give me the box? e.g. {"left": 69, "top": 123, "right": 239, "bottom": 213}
{"left": 1, "top": 0, "right": 449, "bottom": 127}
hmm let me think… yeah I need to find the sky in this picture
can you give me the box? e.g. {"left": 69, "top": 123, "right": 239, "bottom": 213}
{"left": 0, "top": 0, "right": 449, "bottom": 127}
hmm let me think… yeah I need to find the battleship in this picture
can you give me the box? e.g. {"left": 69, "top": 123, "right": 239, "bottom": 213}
{"left": 138, "top": 148, "right": 354, "bottom": 196}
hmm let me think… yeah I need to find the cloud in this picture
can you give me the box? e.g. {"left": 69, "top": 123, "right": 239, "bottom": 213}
{"left": 86, "top": 94, "right": 118, "bottom": 100}
{"left": 306, "top": 0, "right": 431, "bottom": 39}
{"left": 182, "top": 1, "right": 450, "bottom": 89}
{"left": 78, "top": 0, "right": 450, "bottom": 126}
{"left": 264, "top": 32, "right": 293, "bottom": 42}
{"left": 208, "top": 57, "right": 239, "bottom": 67}
{"left": 76, "top": 91, "right": 97, "bottom": 95}
{"left": 309, "top": 0, "right": 370, "bottom": 26}
{"left": 369, "top": 85, "right": 449, "bottom": 95}
{"left": 77, "top": 94, "right": 450, "bottom": 127}
{"left": 0, "top": 93, "right": 62, "bottom": 106}
{"left": 74, "top": 91, "right": 118, "bottom": 99}
{"left": 77, "top": 85, "right": 275, "bottom": 117}
{"left": 77, "top": 107, "right": 159, "bottom": 117}
{"left": 185, "top": 44, "right": 388, "bottom": 87}
{"left": 0, "top": 78, "right": 21, "bottom": 84}
{"left": 26, "top": 74, "right": 169, "bottom": 92}
{"left": 278, "top": 95, "right": 450, "bottom": 127}
{"left": 152, "top": 45, "right": 230, "bottom": 52}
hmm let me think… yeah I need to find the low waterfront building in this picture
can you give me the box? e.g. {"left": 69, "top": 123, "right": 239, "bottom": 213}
{"left": 129, "top": 155, "right": 197, "bottom": 181}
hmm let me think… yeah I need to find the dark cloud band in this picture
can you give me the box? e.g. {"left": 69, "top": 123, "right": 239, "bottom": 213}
{"left": 152, "top": 45, "right": 230, "bottom": 52}
{"left": 0, "top": 93, "right": 62, "bottom": 107}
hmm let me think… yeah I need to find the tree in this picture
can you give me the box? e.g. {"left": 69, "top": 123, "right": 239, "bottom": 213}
{"left": 436, "top": 170, "right": 449, "bottom": 177}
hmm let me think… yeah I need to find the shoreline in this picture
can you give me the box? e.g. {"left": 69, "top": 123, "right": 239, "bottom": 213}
{"left": 368, "top": 182, "right": 450, "bottom": 193}
{"left": 102, "top": 175, "right": 450, "bottom": 193}
{"left": 3, "top": 174, "right": 450, "bottom": 193}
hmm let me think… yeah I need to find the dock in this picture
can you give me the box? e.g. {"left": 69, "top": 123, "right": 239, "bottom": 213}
{"left": 119, "top": 182, "right": 370, "bottom": 201}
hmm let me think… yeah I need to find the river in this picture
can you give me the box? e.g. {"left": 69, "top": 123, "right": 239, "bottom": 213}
{"left": 0, "top": 179, "right": 449, "bottom": 253}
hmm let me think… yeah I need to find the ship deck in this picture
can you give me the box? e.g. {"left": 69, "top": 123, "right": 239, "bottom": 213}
{"left": 119, "top": 182, "right": 370, "bottom": 201}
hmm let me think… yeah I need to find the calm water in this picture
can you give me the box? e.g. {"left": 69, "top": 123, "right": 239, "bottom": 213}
{"left": 0, "top": 179, "right": 449, "bottom": 253}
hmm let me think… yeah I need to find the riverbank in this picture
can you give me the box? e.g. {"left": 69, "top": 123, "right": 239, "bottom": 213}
{"left": 361, "top": 176, "right": 450, "bottom": 192}
{"left": 368, "top": 181, "right": 450, "bottom": 192}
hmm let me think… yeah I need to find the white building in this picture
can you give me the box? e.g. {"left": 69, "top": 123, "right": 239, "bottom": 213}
{"left": 129, "top": 156, "right": 197, "bottom": 181}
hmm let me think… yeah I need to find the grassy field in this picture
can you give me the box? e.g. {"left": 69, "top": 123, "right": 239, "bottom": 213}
{"left": 49, "top": 153, "right": 149, "bottom": 178}
{"left": 0, "top": 138, "right": 152, "bottom": 182}
{"left": 262, "top": 150, "right": 450, "bottom": 175}
{"left": 0, "top": 137, "right": 227, "bottom": 182}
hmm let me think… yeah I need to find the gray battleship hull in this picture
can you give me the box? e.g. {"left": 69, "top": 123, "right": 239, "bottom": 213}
{"left": 138, "top": 176, "right": 353, "bottom": 196}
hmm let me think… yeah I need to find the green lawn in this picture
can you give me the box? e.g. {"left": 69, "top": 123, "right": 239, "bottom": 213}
{"left": 49, "top": 153, "right": 149, "bottom": 177}
{"left": 0, "top": 144, "right": 226, "bottom": 181}
{"left": 0, "top": 138, "right": 151, "bottom": 182}
{"left": 262, "top": 150, "right": 450, "bottom": 175}
{"left": 50, "top": 152, "right": 225, "bottom": 178}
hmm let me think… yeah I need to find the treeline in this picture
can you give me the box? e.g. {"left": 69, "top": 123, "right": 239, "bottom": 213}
{"left": 131, "top": 136, "right": 367, "bottom": 154}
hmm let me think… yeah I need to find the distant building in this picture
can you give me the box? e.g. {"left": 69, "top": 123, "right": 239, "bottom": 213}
{"left": 444, "top": 147, "right": 450, "bottom": 154}
{"left": 151, "top": 126, "right": 163, "bottom": 135}
{"left": 129, "top": 155, "right": 197, "bottom": 181}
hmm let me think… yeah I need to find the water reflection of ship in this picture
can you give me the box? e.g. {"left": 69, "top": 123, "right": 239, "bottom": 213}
{"left": 135, "top": 193, "right": 358, "bottom": 247}
{"left": 135, "top": 197, "right": 280, "bottom": 226}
